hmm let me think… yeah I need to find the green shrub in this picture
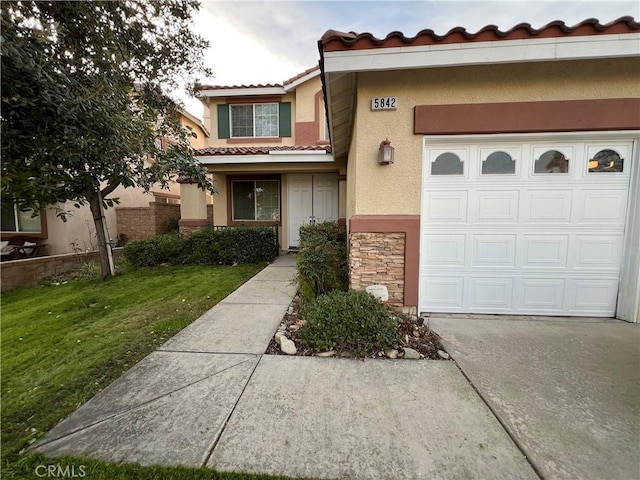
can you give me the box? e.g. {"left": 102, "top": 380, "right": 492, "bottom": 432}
{"left": 300, "top": 290, "right": 399, "bottom": 356}
{"left": 122, "top": 233, "right": 181, "bottom": 268}
{"left": 299, "top": 221, "right": 346, "bottom": 244}
{"left": 122, "top": 226, "right": 278, "bottom": 268}
{"left": 296, "top": 222, "right": 348, "bottom": 300}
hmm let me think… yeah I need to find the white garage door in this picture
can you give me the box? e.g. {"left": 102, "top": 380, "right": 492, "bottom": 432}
{"left": 419, "top": 134, "right": 634, "bottom": 317}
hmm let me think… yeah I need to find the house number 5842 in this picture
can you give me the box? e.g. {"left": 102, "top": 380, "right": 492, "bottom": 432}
{"left": 371, "top": 97, "right": 397, "bottom": 110}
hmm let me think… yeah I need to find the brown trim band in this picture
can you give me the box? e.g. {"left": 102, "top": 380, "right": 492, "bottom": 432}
{"left": 226, "top": 96, "right": 282, "bottom": 104}
{"left": 414, "top": 98, "right": 640, "bottom": 135}
{"left": 349, "top": 215, "right": 420, "bottom": 307}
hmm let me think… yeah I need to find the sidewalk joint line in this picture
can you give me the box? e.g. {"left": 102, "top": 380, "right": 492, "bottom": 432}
{"left": 32, "top": 357, "right": 258, "bottom": 450}
{"left": 201, "top": 353, "right": 263, "bottom": 467}
{"left": 450, "top": 358, "right": 545, "bottom": 480}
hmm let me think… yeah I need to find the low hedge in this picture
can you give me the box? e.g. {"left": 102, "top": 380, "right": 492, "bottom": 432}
{"left": 296, "top": 222, "right": 348, "bottom": 300}
{"left": 122, "top": 226, "right": 278, "bottom": 268}
{"left": 300, "top": 290, "right": 399, "bottom": 356}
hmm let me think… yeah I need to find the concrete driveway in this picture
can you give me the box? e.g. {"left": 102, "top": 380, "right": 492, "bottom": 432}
{"left": 430, "top": 316, "right": 640, "bottom": 480}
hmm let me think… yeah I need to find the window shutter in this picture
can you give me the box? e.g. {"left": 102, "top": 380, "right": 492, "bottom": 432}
{"left": 279, "top": 102, "right": 291, "bottom": 138}
{"left": 217, "top": 104, "right": 230, "bottom": 139}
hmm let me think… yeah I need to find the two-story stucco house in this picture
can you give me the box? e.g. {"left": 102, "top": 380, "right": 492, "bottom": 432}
{"left": 178, "top": 17, "right": 639, "bottom": 323}
{"left": 179, "top": 66, "right": 346, "bottom": 250}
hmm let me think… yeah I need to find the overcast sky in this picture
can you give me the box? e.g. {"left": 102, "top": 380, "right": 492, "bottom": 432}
{"left": 183, "top": 0, "right": 639, "bottom": 117}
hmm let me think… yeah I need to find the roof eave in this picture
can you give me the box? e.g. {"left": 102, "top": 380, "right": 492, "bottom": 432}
{"left": 322, "top": 33, "right": 640, "bottom": 74}
{"left": 197, "top": 86, "right": 287, "bottom": 98}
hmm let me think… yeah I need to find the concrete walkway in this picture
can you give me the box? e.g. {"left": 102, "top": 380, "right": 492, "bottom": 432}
{"left": 34, "top": 256, "right": 537, "bottom": 479}
{"left": 431, "top": 316, "right": 640, "bottom": 480}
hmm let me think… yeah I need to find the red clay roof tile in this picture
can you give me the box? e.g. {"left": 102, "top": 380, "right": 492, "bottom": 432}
{"left": 320, "top": 16, "right": 640, "bottom": 52}
{"left": 198, "top": 83, "right": 283, "bottom": 91}
{"left": 283, "top": 65, "right": 320, "bottom": 85}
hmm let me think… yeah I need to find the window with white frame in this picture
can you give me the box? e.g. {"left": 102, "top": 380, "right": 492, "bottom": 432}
{"left": 230, "top": 103, "right": 279, "bottom": 138}
{"left": 1, "top": 202, "right": 41, "bottom": 233}
{"left": 232, "top": 180, "right": 280, "bottom": 221}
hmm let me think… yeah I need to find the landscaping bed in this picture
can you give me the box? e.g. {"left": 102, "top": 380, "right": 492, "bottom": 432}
{"left": 267, "top": 293, "right": 449, "bottom": 360}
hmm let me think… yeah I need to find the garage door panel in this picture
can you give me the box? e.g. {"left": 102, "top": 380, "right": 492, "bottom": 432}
{"left": 421, "top": 277, "right": 464, "bottom": 309}
{"left": 423, "top": 191, "right": 468, "bottom": 223}
{"left": 575, "top": 189, "right": 628, "bottom": 224}
{"left": 472, "top": 235, "right": 516, "bottom": 267}
{"left": 521, "top": 235, "right": 569, "bottom": 268}
{"left": 573, "top": 235, "right": 624, "bottom": 269}
{"left": 520, "top": 279, "right": 565, "bottom": 311}
{"left": 521, "top": 190, "right": 573, "bottom": 223}
{"left": 472, "top": 190, "right": 519, "bottom": 223}
{"left": 566, "top": 279, "right": 619, "bottom": 313}
{"left": 469, "top": 278, "right": 514, "bottom": 310}
{"left": 422, "top": 235, "right": 466, "bottom": 266}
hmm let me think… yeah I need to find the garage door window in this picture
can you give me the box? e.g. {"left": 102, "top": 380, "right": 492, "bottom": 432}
{"left": 432, "top": 152, "right": 463, "bottom": 175}
{"left": 588, "top": 149, "right": 624, "bottom": 173}
{"left": 534, "top": 150, "right": 569, "bottom": 174}
{"left": 482, "top": 151, "right": 515, "bottom": 175}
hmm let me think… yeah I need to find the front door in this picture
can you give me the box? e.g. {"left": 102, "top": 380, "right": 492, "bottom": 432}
{"left": 288, "top": 174, "right": 338, "bottom": 249}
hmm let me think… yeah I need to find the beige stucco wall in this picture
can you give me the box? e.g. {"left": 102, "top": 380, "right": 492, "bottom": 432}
{"left": 349, "top": 58, "right": 640, "bottom": 216}
{"left": 295, "top": 76, "right": 321, "bottom": 122}
{"left": 179, "top": 183, "right": 208, "bottom": 220}
{"left": 45, "top": 201, "right": 117, "bottom": 255}
{"left": 180, "top": 115, "right": 209, "bottom": 150}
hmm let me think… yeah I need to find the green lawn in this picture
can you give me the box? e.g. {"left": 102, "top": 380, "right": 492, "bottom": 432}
{"left": 1, "top": 263, "right": 313, "bottom": 480}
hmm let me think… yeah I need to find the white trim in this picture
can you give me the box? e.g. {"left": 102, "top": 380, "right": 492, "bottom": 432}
{"left": 323, "top": 33, "right": 640, "bottom": 73}
{"left": 422, "top": 131, "right": 640, "bottom": 144}
{"left": 284, "top": 69, "right": 320, "bottom": 91}
{"left": 198, "top": 153, "right": 334, "bottom": 165}
{"left": 197, "top": 86, "right": 285, "bottom": 98}
{"left": 268, "top": 150, "right": 326, "bottom": 155}
{"left": 617, "top": 138, "right": 640, "bottom": 322}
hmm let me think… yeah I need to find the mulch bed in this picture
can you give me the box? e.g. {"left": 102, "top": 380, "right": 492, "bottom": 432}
{"left": 266, "top": 293, "right": 448, "bottom": 360}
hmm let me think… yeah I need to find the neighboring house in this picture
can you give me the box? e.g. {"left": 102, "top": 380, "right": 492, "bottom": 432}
{"left": 1, "top": 109, "right": 210, "bottom": 255}
{"left": 317, "top": 17, "right": 640, "bottom": 322}
{"left": 179, "top": 66, "right": 345, "bottom": 249}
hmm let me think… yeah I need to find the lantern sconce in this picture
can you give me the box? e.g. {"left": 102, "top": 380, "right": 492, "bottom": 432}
{"left": 378, "top": 138, "right": 394, "bottom": 165}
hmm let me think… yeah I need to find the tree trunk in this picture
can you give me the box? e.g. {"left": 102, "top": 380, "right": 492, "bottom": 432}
{"left": 87, "top": 190, "right": 114, "bottom": 279}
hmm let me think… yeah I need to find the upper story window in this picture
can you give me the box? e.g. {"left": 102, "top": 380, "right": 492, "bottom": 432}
{"left": 217, "top": 102, "right": 291, "bottom": 140}
{"left": 1, "top": 202, "right": 41, "bottom": 233}
{"left": 231, "top": 103, "right": 279, "bottom": 137}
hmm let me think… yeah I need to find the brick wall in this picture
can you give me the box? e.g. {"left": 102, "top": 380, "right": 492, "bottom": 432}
{"left": 116, "top": 203, "right": 180, "bottom": 241}
{"left": 151, "top": 203, "right": 181, "bottom": 235}
{"left": 1, "top": 248, "right": 123, "bottom": 292}
{"left": 349, "top": 232, "right": 406, "bottom": 308}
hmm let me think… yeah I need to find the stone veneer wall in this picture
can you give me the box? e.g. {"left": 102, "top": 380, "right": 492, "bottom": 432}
{"left": 349, "top": 232, "right": 406, "bottom": 308}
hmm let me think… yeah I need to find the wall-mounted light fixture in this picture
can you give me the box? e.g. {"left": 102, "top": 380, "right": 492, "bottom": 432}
{"left": 378, "top": 138, "right": 394, "bottom": 165}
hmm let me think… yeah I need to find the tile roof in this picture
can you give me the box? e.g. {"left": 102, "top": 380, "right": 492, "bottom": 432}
{"left": 198, "top": 83, "right": 282, "bottom": 91}
{"left": 320, "top": 16, "right": 640, "bottom": 52}
{"left": 283, "top": 65, "right": 320, "bottom": 85}
{"left": 198, "top": 66, "right": 320, "bottom": 92}
{"left": 195, "top": 145, "right": 332, "bottom": 156}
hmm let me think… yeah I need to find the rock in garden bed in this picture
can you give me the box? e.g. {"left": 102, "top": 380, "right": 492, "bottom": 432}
{"left": 266, "top": 293, "right": 449, "bottom": 360}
